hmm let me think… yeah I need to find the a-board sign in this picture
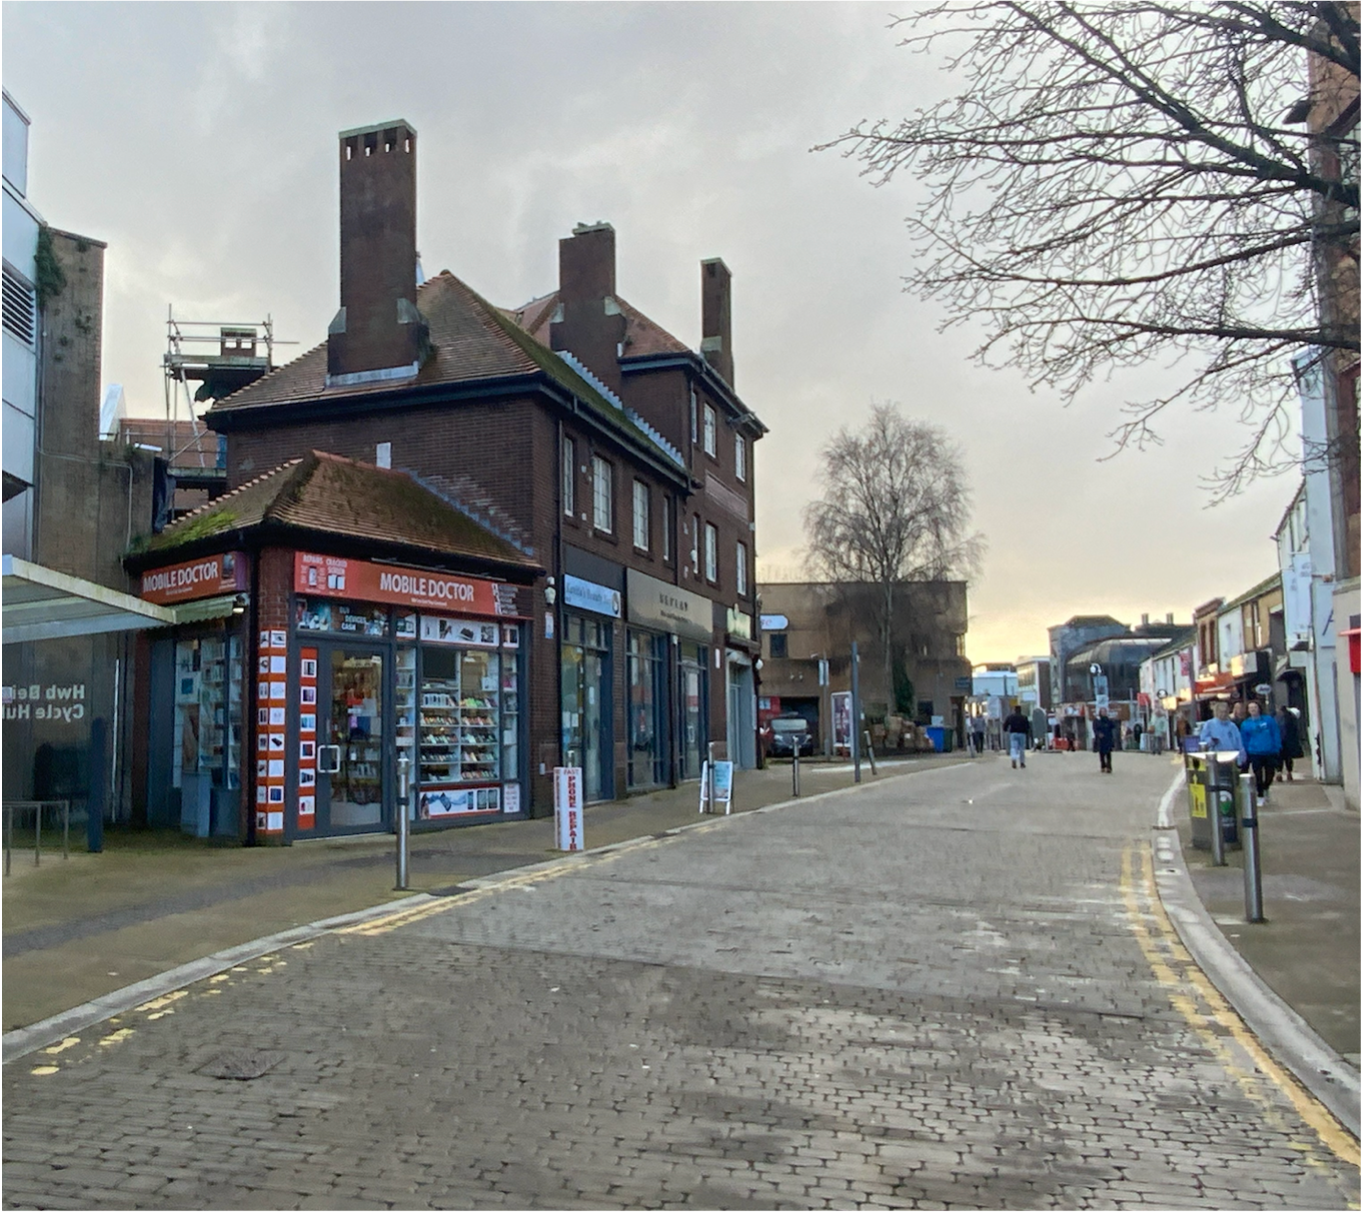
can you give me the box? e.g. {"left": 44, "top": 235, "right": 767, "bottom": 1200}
{"left": 554, "top": 766, "right": 584, "bottom": 851}
{"left": 698, "top": 760, "right": 734, "bottom": 815}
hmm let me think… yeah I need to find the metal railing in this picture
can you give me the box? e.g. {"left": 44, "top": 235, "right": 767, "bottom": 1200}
{"left": 4, "top": 801, "right": 71, "bottom": 876}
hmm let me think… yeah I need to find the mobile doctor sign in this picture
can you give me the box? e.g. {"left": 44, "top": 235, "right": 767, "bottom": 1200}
{"left": 554, "top": 766, "right": 585, "bottom": 851}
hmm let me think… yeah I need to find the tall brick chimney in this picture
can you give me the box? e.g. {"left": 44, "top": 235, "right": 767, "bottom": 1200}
{"left": 550, "top": 222, "right": 626, "bottom": 395}
{"left": 700, "top": 258, "right": 733, "bottom": 387}
{"left": 327, "top": 120, "right": 427, "bottom": 386}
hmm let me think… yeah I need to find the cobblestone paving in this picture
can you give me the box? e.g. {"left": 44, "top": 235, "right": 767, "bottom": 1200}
{"left": 4, "top": 759, "right": 1359, "bottom": 1209}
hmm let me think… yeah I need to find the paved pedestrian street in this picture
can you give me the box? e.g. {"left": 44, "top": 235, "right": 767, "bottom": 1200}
{"left": 3, "top": 756, "right": 1359, "bottom": 1209}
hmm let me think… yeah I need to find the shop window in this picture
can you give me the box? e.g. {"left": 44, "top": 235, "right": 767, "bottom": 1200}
{"left": 703, "top": 404, "right": 717, "bottom": 457}
{"left": 562, "top": 436, "right": 575, "bottom": 517}
{"left": 632, "top": 480, "right": 650, "bottom": 551}
{"left": 416, "top": 630, "right": 519, "bottom": 819}
{"left": 172, "top": 633, "right": 243, "bottom": 826}
{"left": 592, "top": 455, "right": 613, "bottom": 533}
{"left": 704, "top": 522, "right": 718, "bottom": 583}
{"left": 736, "top": 540, "right": 748, "bottom": 597}
{"left": 735, "top": 433, "right": 746, "bottom": 481}
{"left": 769, "top": 632, "right": 788, "bottom": 659}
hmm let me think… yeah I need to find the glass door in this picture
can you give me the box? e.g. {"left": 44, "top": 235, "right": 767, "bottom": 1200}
{"left": 316, "top": 647, "right": 386, "bottom": 833}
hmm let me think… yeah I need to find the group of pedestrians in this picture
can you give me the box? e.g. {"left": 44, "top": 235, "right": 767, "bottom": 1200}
{"left": 1196, "top": 698, "right": 1303, "bottom": 807}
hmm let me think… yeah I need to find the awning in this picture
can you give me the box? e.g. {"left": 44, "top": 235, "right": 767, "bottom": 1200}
{"left": 2, "top": 554, "right": 178, "bottom": 644}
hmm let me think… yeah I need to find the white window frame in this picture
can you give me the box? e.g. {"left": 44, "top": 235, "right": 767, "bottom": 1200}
{"left": 692, "top": 514, "right": 701, "bottom": 578}
{"left": 632, "top": 479, "right": 650, "bottom": 551}
{"left": 562, "top": 436, "right": 575, "bottom": 517}
{"left": 662, "top": 497, "right": 673, "bottom": 563}
{"left": 592, "top": 455, "right": 613, "bottom": 533}
{"left": 704, "top": 522, "right": 718, "bottom": 583}
{"left": 703, "top": 404, "right": 717, "bottom": 457}
{"left": 735, "top": 433, "right": 746, "bottom": 482}
{"left": 736, "top": 540, "right": 748, "bottom": 597}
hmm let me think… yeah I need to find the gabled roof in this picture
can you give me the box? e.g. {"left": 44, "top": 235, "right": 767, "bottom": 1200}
{"left": 506, "top": 290, "right": 691, "bottom": 357}
{"left": 205, "top": 273, "right": 685, "bottom": 478}
{"left": 128, "top": 450, "right": 539, "bottom": 575}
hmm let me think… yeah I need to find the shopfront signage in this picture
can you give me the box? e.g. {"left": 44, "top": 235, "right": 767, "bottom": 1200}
{"left": 726, "top": 606, "right": 753, "bottom": 640}
{"left": 564, "top": 574, "right": 622, "bottom": 619}
{"left": 141, "top": 551, "right": 247, "bottom": 605}
{"left": 294, "top": 553, "right": 515, "bottom": 617}
{"left": 626, "top": 569, "right": 712, "bottom": 642}
{"left": 759, "top": 613, "right": 788, "bottom": 632}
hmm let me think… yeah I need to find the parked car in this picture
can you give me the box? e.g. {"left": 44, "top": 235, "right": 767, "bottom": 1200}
{"left": 768, "top": 715, "right": 814, "bottom": 757}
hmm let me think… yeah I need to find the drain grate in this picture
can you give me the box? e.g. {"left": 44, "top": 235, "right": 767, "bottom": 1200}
{"left": 197, "top": 1049, "right": 284, "bottom": 1080}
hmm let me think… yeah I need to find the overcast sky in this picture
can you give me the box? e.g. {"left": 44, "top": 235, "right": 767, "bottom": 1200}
{"left": 5, "top": 2, "right": 1299, "bottom": 662}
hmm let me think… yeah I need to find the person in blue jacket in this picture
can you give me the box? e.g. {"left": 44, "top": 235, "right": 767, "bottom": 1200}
{"left": 1240, "top": 700, "right": 1282, "bottom": 807}
{"left": 1197, "top": 700, "right": 1247, "bottom": 765}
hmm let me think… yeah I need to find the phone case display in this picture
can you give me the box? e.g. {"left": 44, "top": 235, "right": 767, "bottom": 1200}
{"left": 255, "top": 629, "right": 289, "bottom": 835}
{"left": 296, "top": 648, "right": 318, "bottom": 830}
{"left": 417, "top": 632, "right": 520, "bottom": 818}
{"left": 395, "top": 647, "right": 417, "bottom": 820}
{"left": 500, "top": 645, "right": 520, "bottom": 781}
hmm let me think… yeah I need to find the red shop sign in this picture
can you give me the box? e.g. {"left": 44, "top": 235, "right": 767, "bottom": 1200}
{"left": 293, "top": 552, "right": 517, "bottom": 617}
{"left": 141, "top": 551, "right": 248, "bottom": 605}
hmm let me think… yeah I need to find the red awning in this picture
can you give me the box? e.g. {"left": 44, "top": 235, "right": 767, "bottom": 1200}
{"left": 1342, "top": 627, "right": 1360, "bottom": 676}
{"left": 1193, "top": 672, "right": 1237, "bottom": 697}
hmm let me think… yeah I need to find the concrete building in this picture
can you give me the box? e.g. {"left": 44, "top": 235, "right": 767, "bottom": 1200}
{"left": 2, "top": 91, "right": 168, "bottom": 821}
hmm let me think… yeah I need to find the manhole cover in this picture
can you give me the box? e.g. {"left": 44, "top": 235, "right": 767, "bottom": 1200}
{"left": 197, "top": 1049, "right": 284, "bottom": 1080}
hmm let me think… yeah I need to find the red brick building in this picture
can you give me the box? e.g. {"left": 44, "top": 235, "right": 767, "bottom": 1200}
{"left": 128, "top": 119, "right": 765, "bottom": 839}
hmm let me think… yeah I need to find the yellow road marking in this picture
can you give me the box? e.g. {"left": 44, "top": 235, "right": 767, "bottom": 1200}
{"left": 41, "top": 1036, "right": 81, "bottom": 1056}
{"left": 135, "top": 990, "right": 187, "bottom": 1014}
{"left": 29, "top": 1065, "right": 58, "bottom": 1076}
{"left": 1122, "top": 842, "right": 1360, "bottom": 1171}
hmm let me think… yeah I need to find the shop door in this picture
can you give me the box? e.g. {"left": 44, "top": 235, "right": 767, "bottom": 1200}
{"left": 561, "top": 618, "right": 612, "bottom": 802}
{"left": 314, "top": 647, "right": 387, "bottom": 835}
{"left": 678, "top": 654, "right": 706, "bottom": 780}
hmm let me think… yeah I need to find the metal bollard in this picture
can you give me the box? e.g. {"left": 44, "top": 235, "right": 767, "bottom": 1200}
{"left": 863, "top": 731, "right": 878, "bottom": 776}
{"left": 1240, "top": 773, "right": 1265, "bottom": 923}
{"left": 395, "top": 756, "right": 411, "bottom": 891}
{"left": 1208, "top": 765, "right": 1226, "bottom": 867}
{"left": 792, "top": 751, "right": 801, "bottom": 798}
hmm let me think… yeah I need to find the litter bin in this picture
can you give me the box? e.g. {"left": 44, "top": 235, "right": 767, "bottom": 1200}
{"left": 925, "top": 725, "right": 946, "bottom": 752}
{"left": 1186, "top": 748, "right": 1240, "bottom": 850}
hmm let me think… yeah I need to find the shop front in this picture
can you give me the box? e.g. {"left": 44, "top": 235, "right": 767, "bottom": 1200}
{"left": 127, "top": 451, "right": 543, "bottom": 842}
{"left": 625, "top": 569, "right": 713, "bottom": 782}
{"left": 562, "top": 572, "right": 619, "bottom": 804}
{"left": 288, "top": 553, "right": 526, "bottom": 837}
{"left": 725, "top": 605, "right": 757, "bottom": 769}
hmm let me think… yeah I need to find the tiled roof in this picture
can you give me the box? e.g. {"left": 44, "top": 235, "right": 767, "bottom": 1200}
{"left": 207, "top": 272, "right": 684, "bottom": 472}
{"left": 507, "top": 290, "right": 691, "bottom": 357}
{"left": 139, "top": 450, "right": 538, "bottom": 571}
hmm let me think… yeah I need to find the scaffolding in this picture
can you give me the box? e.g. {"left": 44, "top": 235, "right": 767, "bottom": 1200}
{"left": 162, "top": 307, "right": 295, "bottom": 472}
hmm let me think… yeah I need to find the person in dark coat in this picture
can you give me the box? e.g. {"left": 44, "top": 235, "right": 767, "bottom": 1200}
{"left": 1092, "top": 710, "right": 1118, "bottom": 773}
{"left": 1277, "top": 706, "right": 1304, "bottom": 782}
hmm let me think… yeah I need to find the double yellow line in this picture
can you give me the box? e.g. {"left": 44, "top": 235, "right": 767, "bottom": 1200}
{"left": 1121, "top": 841, "right": 1359, "bottom": 1172}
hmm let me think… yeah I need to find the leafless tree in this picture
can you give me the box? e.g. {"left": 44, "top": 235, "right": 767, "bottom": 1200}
{"left": 804, "top": 404, "right": 984, "bottom": 709}
{"left": 820, "top": 2, "right": 1360, "bottom": 499}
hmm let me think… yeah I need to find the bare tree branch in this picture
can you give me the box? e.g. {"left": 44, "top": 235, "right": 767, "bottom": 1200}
{"left": 818, "top": 1, "right": 1361, "bottom": 498}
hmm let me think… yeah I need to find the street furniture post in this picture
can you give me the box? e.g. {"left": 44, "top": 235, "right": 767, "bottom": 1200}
{"left": 851, "top": 640, "right": 861, "bottom": 784}
{"left": 1240, "top": 772, "right": 1265, "bottom": 923}
{"left": 1208, "top": 758, "right": 1226, "bottom": 867}
{"left": 863, "top": 730, "right": 878, "bottom": 776}
{"left": 396, "top": 755, "right": 411, "bottom": 890}
{"left": 792, "top": 750, "right": 800, "bottom": 798}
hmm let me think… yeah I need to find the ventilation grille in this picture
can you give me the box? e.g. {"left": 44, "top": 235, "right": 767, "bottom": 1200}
{"left": 2, "top": 267, "right": 35, "bottom": 346}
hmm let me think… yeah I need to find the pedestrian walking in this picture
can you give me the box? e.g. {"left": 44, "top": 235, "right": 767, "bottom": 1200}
{"left": 1092, "top": 709, "right": 1117, "bottom": 773}
{"left": 1240, "top": 700, "right": 1282, "bottom": 807}
{"left": 1276, "top": 706, "right": 1303, "bottom": 782}
{"left": 970, "top": 713, "right": 986, "bottom": 757}
{"left": 1002, "top": 707, "right": 1031, "bottom": 769}
{"left": 1197, "top": 700, "right": 1247, "bottom": 766}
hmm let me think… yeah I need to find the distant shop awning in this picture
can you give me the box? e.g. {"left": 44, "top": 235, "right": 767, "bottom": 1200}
{"left": 2, "top": 554, "right": 178, "bottom": 644}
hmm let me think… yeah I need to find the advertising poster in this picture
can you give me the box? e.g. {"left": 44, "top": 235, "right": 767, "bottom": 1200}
{"left": 256, "top": 630, "right": 288, "bottom": 835}
{"left": 831, "top": 691, "right": 853, "bottom": 753}
{"left": 698, "top": 760, "right": 735, "bottom": 814}
{"left": 297, "top": 647, "right": 317, "bottom": 830}
{"left": 554, "top": 766, "right": 584, "bottom": 850}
